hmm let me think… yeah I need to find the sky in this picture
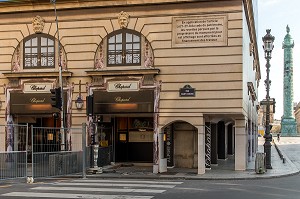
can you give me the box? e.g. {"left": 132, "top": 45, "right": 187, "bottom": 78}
{"left": 258, "top": 0, "right": 300, "bottom": 120}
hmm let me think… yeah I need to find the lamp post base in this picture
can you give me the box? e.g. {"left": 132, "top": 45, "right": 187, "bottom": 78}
{"left": 264, "top": 140, "right": 272, "bottom": 169}
{"left": 266, "top": 165, "right": 272, "bottom": 169}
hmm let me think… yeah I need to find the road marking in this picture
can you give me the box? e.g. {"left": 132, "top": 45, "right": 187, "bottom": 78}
{"left": 53, "top": 182, "right": 176, "bottom": 188}
{"left": 0, "top": 185, "right": 11, "bottom": 188}
{"left": 72, "top": 179, "right": 183, "bottom": 184}
{"left": 2, "top": 192, "right": 153, "bottom": 199}
{"left": 176, "top": 187, "right": 207, "bottom": 191}
{"left": 211, "top": 183, "right": 241, "bottom": 186}
{"left": 32, "top": 186, "right": 166, "bottom": 193}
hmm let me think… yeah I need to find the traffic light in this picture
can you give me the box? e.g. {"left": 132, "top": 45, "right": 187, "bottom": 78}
{"left": 50, "top": 87, "right": 62, "bottom": 110}
{"left": 86, "top": 95, "right": 93, "bottom": 116}
{"left": 91, "top": 132, "right": 95, "bottom": 145}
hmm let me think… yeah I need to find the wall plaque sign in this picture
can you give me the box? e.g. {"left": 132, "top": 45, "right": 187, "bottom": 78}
{"left": 172, "top": 14, "right": 227, "bottom": 47}
{"left": 129, "top": 131, "right": 153, "bottom": 142}
{"left": 24, "top": 83, "right": 52, "bottom": 93}
{"left": 107, "top": 81, "right": 139, "bottom": 92}
{"left": 179, "top": 85, "right": 195, "bottom": 97}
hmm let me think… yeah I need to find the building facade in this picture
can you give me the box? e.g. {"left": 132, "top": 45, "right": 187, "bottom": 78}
{"left": 0, "top": 0, "right": 260, "bottom": 174}
{"left": 257, "top": 104, "right": 275, "bottom": 136}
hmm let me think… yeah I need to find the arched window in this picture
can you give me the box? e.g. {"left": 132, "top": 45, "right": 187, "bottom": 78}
{"left": 23, "top": 34, "right": 55, "bottom": 69}
{"left": 107, "top": 30, "right": 141, "bottom": 66}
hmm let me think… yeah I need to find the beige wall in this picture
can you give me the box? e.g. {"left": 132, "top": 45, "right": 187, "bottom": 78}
{"left": 0, "top": 0, "right": 260, "bottom": 172}
{"left": 0, "top": 1, "right": 256, "bottom": 128}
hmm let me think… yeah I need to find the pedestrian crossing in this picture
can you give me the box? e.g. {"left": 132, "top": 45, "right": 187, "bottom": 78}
{"left": 2, "top": 179, "right": 183, "bottom": 199}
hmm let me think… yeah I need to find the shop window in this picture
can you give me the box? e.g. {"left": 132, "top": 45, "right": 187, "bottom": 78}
{"left": 107, "top": 30, "right": 141, "bottom": 66}
{"left": 23, "top": 34, "right": 55, "bottom": 69}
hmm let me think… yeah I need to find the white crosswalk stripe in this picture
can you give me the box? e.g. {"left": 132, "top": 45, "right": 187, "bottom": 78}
{"left": 2, "top": 179, "right": 183, "bottom": 198}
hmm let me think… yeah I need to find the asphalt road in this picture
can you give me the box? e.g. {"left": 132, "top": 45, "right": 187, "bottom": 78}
{"left": 0, "top": 175, "right": 300, "bottom": 199}
{"left": 1, "top": 137, "right": 300, "bottom": 199}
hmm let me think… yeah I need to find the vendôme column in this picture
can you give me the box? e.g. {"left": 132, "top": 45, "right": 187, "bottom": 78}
{"left": 281, "top": 25, "right": 298, "bottom": 136}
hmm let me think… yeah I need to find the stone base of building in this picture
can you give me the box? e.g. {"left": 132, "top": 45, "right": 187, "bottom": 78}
{"left": 281, "top": 118, "right": 298, "bottom": 136}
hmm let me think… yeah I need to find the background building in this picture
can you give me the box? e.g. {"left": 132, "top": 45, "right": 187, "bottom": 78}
{"left": 257, "top": 104, "right": 275, "bottom": 136}
{"left": 0, "top": 0, "right": 260, "bottom": 175}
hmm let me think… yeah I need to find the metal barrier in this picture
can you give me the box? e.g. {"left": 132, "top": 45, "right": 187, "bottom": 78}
{"left": 32, "top": 151, "right": 83, "bottom": 178}
{"left": 0, "top": 123, "right": 89, "bottom": 180}
{"left": 0, "top": 151, "right": 27, "bottom": 179}
{"left": 0, "top": 124, "right": 28, "bottom": 180}
{"left": 31, "top": 126, "right": 85, "bottom": 178}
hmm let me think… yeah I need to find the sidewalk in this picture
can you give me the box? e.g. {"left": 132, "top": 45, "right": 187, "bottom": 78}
{"left": 86, "top": 137, "right": 300, "bottom": 180}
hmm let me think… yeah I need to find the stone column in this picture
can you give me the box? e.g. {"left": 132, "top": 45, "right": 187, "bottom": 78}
{"left": 158, "top": 127, "right": 167, "bottom": 173}
{"left": 211, "top": 123, "right": 218, "bottom": 164}
{"left": 197, "top": 125, "right": 205, "bottom": 174}
{"left": 235, "top": 118, "right": 247, "bottom": 170}
{"left": 227, "top": 123, "right": 234, "bottom": 155}
{"left": 217, "top": 121, "right": 226, "bottom": 159}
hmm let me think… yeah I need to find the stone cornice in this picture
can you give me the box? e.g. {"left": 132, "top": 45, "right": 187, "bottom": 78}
{"left": 86, "top": 68, "right": 160, "bottom": 77}
{"left": 243, "top": 0, "right": 261, "bottom": 81}
{"left": 3, "top": 71, "right": 73, "bottom": 79}
{"left": 0, "top": 0, "right": 229, "bottom": 13}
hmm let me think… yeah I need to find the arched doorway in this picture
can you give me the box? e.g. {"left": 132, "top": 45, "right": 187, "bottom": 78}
{"left": 163, "top": 121, "right": 198, "bottom": 169}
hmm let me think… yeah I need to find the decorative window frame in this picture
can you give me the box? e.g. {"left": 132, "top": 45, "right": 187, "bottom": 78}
{"left": 11, "top": 34, "right": 67, "bottom": 72}
{"left": 94, "top": 30, "right": 154, "bottom": 70}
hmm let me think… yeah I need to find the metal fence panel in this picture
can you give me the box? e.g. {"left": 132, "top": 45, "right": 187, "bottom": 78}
{"left": 31, "top": 127, "right": 84, "bottom": 178}
{"left": 0, "top": 124, "right": 88, "bottom": 180}
{"left": 0, "top": 124, "right": 28, "bottom": 180}
{"left": 33, "top": 151, "right": 83, "bottom": 178}
{"left": 0, "top": 151, "right": 27, "bottom": 179}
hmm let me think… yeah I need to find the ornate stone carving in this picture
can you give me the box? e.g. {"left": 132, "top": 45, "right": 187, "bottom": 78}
{"left": 92, "top": 76, "right": 104, "bottom": 86}
{"left": 94, "top": 41, "right": 105, "bottom": 70}
{"left": 32, "top": 15, "right": 45, "bottom": 34}
{"left": 118, "top": 11, "right": 129, "bottom": 29}
{"left": 143, "top": 75, "right": 154, "bottom": 85}
{"left": 12, "top": 45, "right": 21, "bottom": 72}
{"left": 9, "top": 78, "right": 20, "bottom": 88}
{"left": 144, "top": 40, "right": 154, "bottom": 68}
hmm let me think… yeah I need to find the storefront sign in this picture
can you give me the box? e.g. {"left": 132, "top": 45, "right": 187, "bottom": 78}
{"left": 179, "top": 85, "right": 195, "bottom": 97}
{"left": 10, "top": 93, "right": 52, "bottom": 114}
{"left": 24, "top": 83, "right": 52, "bottom": 93}
{"left": 30, "top": 97, "right": 46, "bottom": 103}
{"left": 10, "top": 92, "right": 67, "bottom": 114}
{"left": 107, "top": 81, "right": 139, "bottom": 92}
{"left": 93, "top": 90, "right": 154, "bottom": 114}
{"left": 172, "top": 14, "right": 227, "bottom": 47}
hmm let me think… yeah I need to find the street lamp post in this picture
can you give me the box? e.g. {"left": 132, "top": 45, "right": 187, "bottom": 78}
{"left": 262, "top": 29, "right": 275, "bottom": 169}
{"left": 51, "top": 0, "right": 66, "bottom": 150}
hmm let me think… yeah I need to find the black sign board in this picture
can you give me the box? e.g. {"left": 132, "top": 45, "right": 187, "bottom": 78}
{"left": 93, "top": 90, "right": 154, "bottom": 114}
{"left": 260, "top": 98, "right": 276, "bottom": 113}
{"left": 179, "top": 85, "right": 195, "bottom": 97}
{"left": 10, "top": 92, "right": 67, "bottom": 115}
